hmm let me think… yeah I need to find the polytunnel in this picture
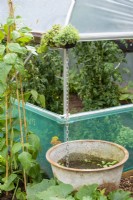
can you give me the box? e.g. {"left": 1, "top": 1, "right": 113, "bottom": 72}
{"left": 1, "top": 0, "right": 133, "bottom": 40}
{"left": 0, "top": 0, "right": 133, "bottom": 177}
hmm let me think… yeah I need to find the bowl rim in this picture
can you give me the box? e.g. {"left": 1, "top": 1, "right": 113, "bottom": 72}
{"left": 46, "top": 140, "right": 129, "bottom": 172}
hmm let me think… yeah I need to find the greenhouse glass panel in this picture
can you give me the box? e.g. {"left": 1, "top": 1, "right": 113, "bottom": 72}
{"left": 1, "top": 0, "right": 133, "bottom": 40}
{"left": 0, "top": 0, "right": 72, "bottom": 32}
{"left": 70, "top": 0, "right": 133, "bottom": 33}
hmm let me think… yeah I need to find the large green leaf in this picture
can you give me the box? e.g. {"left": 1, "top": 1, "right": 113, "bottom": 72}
{"left": 16, "top": 188, "right": 27, "bottom": 200}
{"left": 0, "top": 174, "right": 17, "bottom": 191}
{"left": 17, "top": 33, "right": 33, "bottom": 43}
{"left": 0, "top": 138, "right": 6, "bottom": 150}
{"left": 26, "top": 46, "right": 37, "bottom": 55}
{"left": 3, "top": 53, "right": 17, "bottom": 64}
{"left": 31, "top": 90, "right": 38, "bottom": 101}
{"left": 27, "top": 163, "right": 40, "bottom": 179}
{"left": 0, "top": 30, "right": 5, "bottom": 42}
{"left": 27, "top": 179, "right": 56, "bottom": 200}
{"left": 0, "top": 82, "right": 6, "bottom": 94}
{"left": 12, "top": 30, "right": 21, "bottom": 41}
{"left": 0, "top": 62, "right": 12, "bottom": 83}
{"left": 7, "top": 43, "right": 27, "bottom": 54}
{"left": 28, "top": 133, "right": 40, "bottom": 152}
{"left": 12, "top": 142, "right": 22, "bottom": 154}
{"left": 19, "top": 27, "right": 32, "bottom": 33}
{"left": 14, "top": 63, "right": 25, "bottom": 75}
{"left": 108, "top": 190, "right": 132, "bottom": 200}
{"left": 7, "top": 17, "right": 15, "bottom": 26}
{"left": 75, "top": 184, "right": 98, "bottom": 200}
{"left": 38, "top": 94, "right": 45, "bottom": 108}
{"left": 18, "top": 151, "right": 34, "bottom": 171}
{"left": 0, "top": 45, "right": 5, "bottom": 55}
{"left": 36, "top": 183, "right": 73, "bottom": 200}
{"left": 0, "top": 146, "right": 8, "bottom": 159}
{"left": 82, "top": 197, "right": 93, "bottom": 200}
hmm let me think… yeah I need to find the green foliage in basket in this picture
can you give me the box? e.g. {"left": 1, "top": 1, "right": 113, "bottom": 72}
{"left": 38, "top": 24, "right": 80, "bottom": 52}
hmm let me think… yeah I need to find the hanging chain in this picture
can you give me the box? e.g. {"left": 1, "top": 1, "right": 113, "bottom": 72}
{"left": 65, "top": 49, "right": 70, "bottom": 168}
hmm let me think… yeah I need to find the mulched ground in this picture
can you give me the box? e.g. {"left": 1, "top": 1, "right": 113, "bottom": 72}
{"left": 69, "top": 94, "right": 83, "bottom": 113}
{"left": 120, "top": 170, "right": 133, "bottom": 197}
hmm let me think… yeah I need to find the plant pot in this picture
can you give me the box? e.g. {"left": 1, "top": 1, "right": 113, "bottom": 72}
{"left": 46, "top": 140, "right": 129, "bottom": 190}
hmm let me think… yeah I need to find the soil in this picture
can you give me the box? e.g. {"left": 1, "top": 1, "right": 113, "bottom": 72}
{"left": 69, "top": 94, "right": 83, "bottom": 113}
{"left": 120, "top": 170, "right": 133, "bottom": 197}
{"left": 1, "top": 192, "right": 16, "bottom": 200}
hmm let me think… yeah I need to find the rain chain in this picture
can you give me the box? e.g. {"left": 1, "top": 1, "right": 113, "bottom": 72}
{"left": 65, "top": 49, "right": 70, "bottom": 168}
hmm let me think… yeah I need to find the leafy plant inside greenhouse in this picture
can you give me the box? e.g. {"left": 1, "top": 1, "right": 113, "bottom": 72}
{"left": 25, "top": 40, "right": 126, "bottom": 113}
{"left": 24, "top": 50, "right": 63, "bottom": 113}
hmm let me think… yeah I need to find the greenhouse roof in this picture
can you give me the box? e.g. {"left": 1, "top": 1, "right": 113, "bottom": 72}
{"left": 0, "top": 0, "right": 133, "bottom": 41}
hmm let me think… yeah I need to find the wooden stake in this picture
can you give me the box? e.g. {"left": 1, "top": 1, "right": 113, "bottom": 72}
{"left": 5, "top": 95, "right": 9, "bottom": 182}
{"left": 20, "top": 76, "right": 28, "bottom": 142}
{"left": 16, "top": 75, "right": 27, "bottom": 191}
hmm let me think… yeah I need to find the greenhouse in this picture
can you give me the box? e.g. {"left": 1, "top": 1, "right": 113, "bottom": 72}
{"left": 0, "top": 0, "right": 133, "bottom": 199}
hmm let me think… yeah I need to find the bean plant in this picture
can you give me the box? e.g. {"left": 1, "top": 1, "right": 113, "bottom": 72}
{"left": 0, "top": 0, "right": 42, "bottom": 198}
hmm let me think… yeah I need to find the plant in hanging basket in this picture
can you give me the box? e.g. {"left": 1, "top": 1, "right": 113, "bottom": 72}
{"left": 38, "top": 24, "right": 80, "bottom": 52}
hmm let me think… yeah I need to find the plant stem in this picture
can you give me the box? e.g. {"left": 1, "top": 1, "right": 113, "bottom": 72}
{"left": 20, "top": 76, "right": 28, "bottom": 142}
{"left": 16, "top": 74, "right": 27, "bottom": 191}
{"left": 5, "top": 95, "right": 9, "bottom": 182}
{"left": 12, "top": 178, "right": 19, "bottom": 200}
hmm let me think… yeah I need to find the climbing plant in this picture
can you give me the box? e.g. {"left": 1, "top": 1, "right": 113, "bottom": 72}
{"left": 0, "top": 0, "right": 42, "bottom": 198}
